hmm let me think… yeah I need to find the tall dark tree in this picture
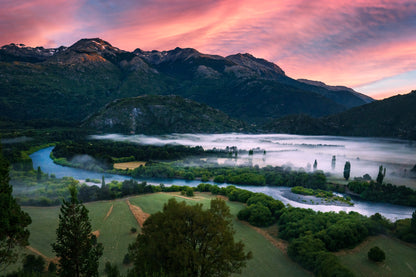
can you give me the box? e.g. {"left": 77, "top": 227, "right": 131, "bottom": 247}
{"left": 52, "top": 186, "right": 103, "bottom": 277}
{"left": 376, "top": 165, "right": 386, "bottom": 184}
{"left": 331, "top": 156, "right": 336, "bottom": 170}
{"left": 36, "top": 166, "right": 42, "bottom": 182}
{"left": 0, "top": 146, "right": 31, "bottom": 270}
{"left": 313, "top": 160, "right": 318, "bottom": 171}
{"left": 128, "top": 198, "right": 252, "bottom": 277}
{"left": 412, "top": 210, "right": 416, "bottom": 233}
{"left": 343, "top": 161, "right": 351, "bottom": 180}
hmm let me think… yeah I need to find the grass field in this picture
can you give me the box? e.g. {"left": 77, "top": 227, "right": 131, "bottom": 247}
{"left": 12, "top": 192, "right": 310, "bottom": 276}
{"left": 10, "top": 193, "right": 416, "bottom": 276}
{"left": 113, "top": 161, "right": 146, "bottom": 170}
{"left": 129, "top": 192, "right": 311, "bottom": 277}
{"left": 338, "top": 235, "right": 416, "bottom": 277}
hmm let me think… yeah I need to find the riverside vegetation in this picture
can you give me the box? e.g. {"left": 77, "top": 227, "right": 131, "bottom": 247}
{"left": 3, "top": 139, "right": 416, "bottom": 276}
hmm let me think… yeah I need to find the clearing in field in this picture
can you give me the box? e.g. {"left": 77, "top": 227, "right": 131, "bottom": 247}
{"left": 126, "top": 199, "right": 150, "bottom": 227}
{"left": 338, "top": 235, "right": 416, "bottom": 277}
{"left": 113, "top": 161, "right": 146, "bottom": 170}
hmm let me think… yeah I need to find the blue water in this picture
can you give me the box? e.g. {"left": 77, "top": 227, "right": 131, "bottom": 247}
{"left": 30, "top": 147, "right": 414, "bottom": 220}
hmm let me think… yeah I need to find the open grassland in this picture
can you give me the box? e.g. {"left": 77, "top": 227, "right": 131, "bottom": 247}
{"left": 113, "top": 161, "right": 146, "bottom": 170}
{"left": 18, "top": 192, "right": 309, "bottom": 276}
{"left": 129, "top": 192, "right": 311, "bottom": 277}
{"left": 338, "top": 235, "right": 416, "bottom": 277}
{"left": 21, "top": 199, "right": 139, "bottom": 275}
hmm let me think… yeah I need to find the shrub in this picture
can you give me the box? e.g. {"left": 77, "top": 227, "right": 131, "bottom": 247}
{"left": 368, "top": 246, "right": 385, "bottom": 262}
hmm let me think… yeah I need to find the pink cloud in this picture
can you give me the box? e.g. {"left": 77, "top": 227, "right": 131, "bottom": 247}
{"left": 0, "top": 0, "right": 83, "bottom": 47}
{"left": 0, "top": 0, "right": 415, "bottom": 98}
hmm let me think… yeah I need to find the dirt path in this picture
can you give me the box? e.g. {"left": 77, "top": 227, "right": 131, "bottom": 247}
{"left": 91, "top": 230, "right": 100, "bottom": 238}
{"left": 104, "top": 204, "right": 113, "bottom": 220}
{"left": 335, "top": 236, "right": 378, "bottom": 256}
{"left": 26, "top": 246, "right": 59, "bottom": 269}
{"left": 241, "top": 222, "right": 288, "bottom": 254}
{"left": 26, "top": 246, "right": 50, "bottom": 261}
{"left": 163, "top": 192, "right": 202, "bottom": 201}
{"left": 126, "top": 199, "right": 150, "bottom": 228}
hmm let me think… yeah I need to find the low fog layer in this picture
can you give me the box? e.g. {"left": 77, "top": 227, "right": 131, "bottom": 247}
{"left": 91, "top": 134, "right": 416, "bottom": 182}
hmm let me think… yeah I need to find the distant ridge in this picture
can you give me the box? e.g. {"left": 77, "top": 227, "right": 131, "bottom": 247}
{"left": 263, "top": 90, "right": 416, "bottom": 140}
{"left": 82, "top": 95, "right": 246, "bottom": 134}
{"left": 0, "top": 38, "right": 373, "bottom": 125}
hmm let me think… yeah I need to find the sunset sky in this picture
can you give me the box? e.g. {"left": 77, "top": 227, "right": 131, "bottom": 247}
{"left": 1, "top": 0, "right": 415, "bottom": 99}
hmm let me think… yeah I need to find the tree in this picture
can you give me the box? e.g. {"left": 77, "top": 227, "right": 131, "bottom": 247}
{"left": 343, "top": 161, "right": 351, "bottom": 181}
{"left": 376, "top": 165, "right": 386, "bottom": 184}
{"left": 52, "top": 186, "right": 103, "bottom": 277}
{"left": 368, "top": 246, "right": 385, "bottom": 262}
{"left": 313, "top": 160, "right": 318, "bottom": 171}
{"left": 23, "top": 254, "right": 45, "bottom": 273}
{"left": 412, "top": 210, "right": 416, "bottom": 233}
{"left": 331, "top": 156, "right": 336, "bottom": 170}
{"left": 36, "top": 166, "right": 42, "bottom": 182}
{"left": 128, "top": 198, "right": 252, "bottom": 277}
{"left": 104, "top": 261, "right": 121, "bottom": 277}
{"left": 0, "top": 147, "right": 31, "bottom": 270}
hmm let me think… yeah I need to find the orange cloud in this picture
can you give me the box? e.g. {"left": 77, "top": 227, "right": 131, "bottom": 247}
{"left": 1, "top": 0, "right": 415, "bottom": 98}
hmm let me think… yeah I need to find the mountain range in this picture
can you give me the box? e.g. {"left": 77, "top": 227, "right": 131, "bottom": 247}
{"left": 0, "top": 38, "right": 372, "bottom": 126}
{"left": 264, "top": 91, "right": 416, "bottom": 140}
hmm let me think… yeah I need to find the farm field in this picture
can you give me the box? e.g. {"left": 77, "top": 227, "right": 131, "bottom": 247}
{"left": 338, "top": 235, "right": 416, "bottom": 277}
{"left": 15, "top": 192, "right": 309, "bottom": 276}
{"left": 113, "top": 161, "right": 146, "bottom": 170}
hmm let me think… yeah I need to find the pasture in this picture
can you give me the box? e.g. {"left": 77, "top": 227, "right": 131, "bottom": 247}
{"left": 338, "top": 235, "right": 416, "bottom": 277}
{"left": 15, "top": 192, "right": 309, "bottom": 276}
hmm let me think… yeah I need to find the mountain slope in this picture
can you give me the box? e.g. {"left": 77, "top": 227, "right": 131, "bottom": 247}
{"left": 263, "top": 90, "right": 416, "bottom": 140}
{"left": 82, "top": 95, "right": 246, "bottom": 134}
{"left": 0, "top": 38, "right": 372, "bottom": 125}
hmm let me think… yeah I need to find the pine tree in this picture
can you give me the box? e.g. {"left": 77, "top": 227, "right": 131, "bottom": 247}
{"left": 313, "top": 160, "right": 318, "bottom": 171}
{"left": 52, "top": 186, "right": 103, "bottom": 277}
{"left": 0, "top": 146, "right": 32, "bottom": 270}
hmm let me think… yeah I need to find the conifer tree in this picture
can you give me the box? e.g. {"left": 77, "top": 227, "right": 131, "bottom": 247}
{"left": 52, "top": 186, "right": 103, "bottom": 277}
{"left": 0, "top": 146, "right": 31, "bottom": 270}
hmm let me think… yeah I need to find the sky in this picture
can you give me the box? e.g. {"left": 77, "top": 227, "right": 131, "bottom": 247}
{"left": 1, "top": 0, "right": 415, "bottom": 99}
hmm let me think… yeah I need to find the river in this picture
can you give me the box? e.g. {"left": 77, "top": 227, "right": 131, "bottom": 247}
{"left": 30, "top": 146, "right": 414, "bottom": 220}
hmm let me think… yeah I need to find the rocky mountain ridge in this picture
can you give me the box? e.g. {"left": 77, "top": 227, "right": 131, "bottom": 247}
{"left": 0, "top": 38, "right": 373, "bottom": 125}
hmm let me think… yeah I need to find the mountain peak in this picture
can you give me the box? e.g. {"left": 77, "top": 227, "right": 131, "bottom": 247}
{"left": 68, "top": 38, "right": 122, "bottom": 54}
{"left": 226, "top": 53, "right": 285, "bottom": 78}
{"left": 0, "top": 43, "right": 66, "bottom": 62}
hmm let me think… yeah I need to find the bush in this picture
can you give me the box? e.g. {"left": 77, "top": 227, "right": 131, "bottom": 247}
{"left": 130, "top": 227, "right": 137, "bottom": 233}
{"left": 368, "top": 246, "right": 385, "bottom": 262}
{"left": 23, "top": 254, "right": 45, "bottom": 273}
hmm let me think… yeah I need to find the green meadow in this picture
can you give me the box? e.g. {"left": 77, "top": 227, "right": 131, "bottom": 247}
{"left": 16, "top": 192, "right": 309, "bottom": 276}
{"left": 338, "top": 235, "right": 416, "bottom": 277}
{"left": 13, "top": 192, "right": 415, "bottom": 276}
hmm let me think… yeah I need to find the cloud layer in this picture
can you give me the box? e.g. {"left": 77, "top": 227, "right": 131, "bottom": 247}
{"left": 1, "top": 0, "right": 415, "bottom": 99}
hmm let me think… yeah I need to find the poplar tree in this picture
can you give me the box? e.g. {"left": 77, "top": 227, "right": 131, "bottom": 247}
{"left": 343, "top": 161, "right": 351, "bottom": 180}
{"left": 52, "top": 186, "right": 103, "bottom": 277}
{"left": 0, "top": 146, "right": 31, "bottom": 271}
